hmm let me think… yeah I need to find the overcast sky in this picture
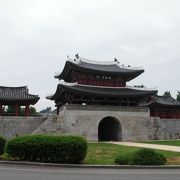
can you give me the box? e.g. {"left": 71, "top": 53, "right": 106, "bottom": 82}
{"left": 0, "top": 0, "right": 180, "bottom": 111}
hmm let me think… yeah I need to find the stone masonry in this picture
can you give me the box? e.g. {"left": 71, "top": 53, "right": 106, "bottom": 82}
{"left": 31, "top": 105, "right": 180, "bottom": 141}
{"left": 0, "top": 116, "right": 45, "bottom": 139}
{"left": 1, "top": 105, "right": 180, "bottom": 141}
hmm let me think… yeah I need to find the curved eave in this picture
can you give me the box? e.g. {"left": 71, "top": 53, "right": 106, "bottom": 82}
{"left": 46, "top": 87, "right": 64, "bottom": 100}
{"left": 48, "top": 84, "right": 157, "bottom": 100}
{"left": 55, "top": 61, "right": 144, "bottom": 81}
{"left": 54, "top": 61, "right": 72, "bottom": 79}
{"left": 30, "top": 96, "right": 40, "bottom": 105}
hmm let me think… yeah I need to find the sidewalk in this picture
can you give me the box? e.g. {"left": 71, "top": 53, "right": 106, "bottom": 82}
{"left": 108, "top": 142, "right": 180, "bottom": 152}
{"left": 0, "top": 160, "right": 180, "bottom": 169}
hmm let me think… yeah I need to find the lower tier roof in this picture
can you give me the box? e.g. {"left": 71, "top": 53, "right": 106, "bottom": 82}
{"left": 47, "top": 82, "right": 157, "bottom": 100}
{"left": 139, "top": 95, "right": 180, "bottom": 108}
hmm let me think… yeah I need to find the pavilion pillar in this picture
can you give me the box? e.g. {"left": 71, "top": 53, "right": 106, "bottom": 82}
{"left": 15, "top": 103, "right": 19, "bottom": 116}
{"left": 25, "top": 104, "right": 30, "bottom": 116}
{"left": 57, "top": 106, "right": 59, "bottom": 115}
{"left": 0, "top": 103, "right": 2, "bottom": 116}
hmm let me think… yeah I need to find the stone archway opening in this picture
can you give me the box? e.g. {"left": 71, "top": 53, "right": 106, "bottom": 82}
{"left": 98, "top": 116, "right": 122, "bottom": 141}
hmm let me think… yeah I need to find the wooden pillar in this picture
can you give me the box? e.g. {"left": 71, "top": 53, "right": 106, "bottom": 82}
{"left": 15, "top": 103, "right": 19, "bottom": 116}
{"left": 0, "top": 103, "right": 2, "bottom": 116}
{"left": 154, "top": 108, "right": 158, "bottom": 117}
{"left": 57, "top": 106, "right": 59, "bottom": 115}
{"left": 25, "top": 104, "right": 30, "bottom": 116}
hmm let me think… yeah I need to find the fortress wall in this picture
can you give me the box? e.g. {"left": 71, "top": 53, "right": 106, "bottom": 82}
{"left": 0, "top": 116, "right": 45, "bottom": 139}
{"left": 57, "top": 105, "right": 154, "bottom": 141}
{"left": 157, "top": 119, "right": 180, "bottom": 139}
{"left": 57, "top": 105, "right": 180, "bottom": 141}
{"left": 1, "top": 105, "right": 180, "bottom": 141}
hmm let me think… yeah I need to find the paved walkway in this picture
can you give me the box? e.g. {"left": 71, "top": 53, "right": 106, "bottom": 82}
{"left": 108, "top": 142, "right": 180, "bottom": 152}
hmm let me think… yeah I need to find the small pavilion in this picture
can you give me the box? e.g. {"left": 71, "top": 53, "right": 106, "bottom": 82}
{"left": 0, "top": 86, "right": 40, "bottom": 116}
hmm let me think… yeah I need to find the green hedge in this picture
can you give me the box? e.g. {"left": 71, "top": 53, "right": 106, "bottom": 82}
{"left": 131, "top": 148, "right": 167, "bottom": 165}
{"left": 115, "top": 148, "right": 167, "bottom": 165}
{"left": 0, "top": 136, "right": 6, "bottom": 155}
{"left": 115, "top": 153, "right": 133, "bottom": 165}
{"left": 6, "top": 134, "right": 87, "bottom": 163}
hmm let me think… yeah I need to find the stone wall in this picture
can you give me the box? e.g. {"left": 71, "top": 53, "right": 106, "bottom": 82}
{"left": 0, "top": 116, "right": 45, "bottom": 139}
{"left": 57, "top": 106, "right": 152, "bottom": 141}
{"left": 56, "top": 105, "right": 180, "bottom": 141}
{"left": 156, "top": 119, "right": 180, "bottom": 140}
{"left": 1, "top": 105, "right": 180, "bottom": 141}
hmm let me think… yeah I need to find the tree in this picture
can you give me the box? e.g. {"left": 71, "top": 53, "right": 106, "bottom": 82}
{"left": 5, "top": 105, "right": 15, "bottom": 115}
{"left": 29, "top": 106, "right": 37, "bottom": 115}
{"left": 163, "top": 91, "right": 171, "bottom": 97}
{"left": 177, "top": 91, "right": 180, "bottom": 102}
{"left": 39, "top": 107, "right": 52, "bottom": 113}
{"left": 3, "top": 105, "right": 38, "bottom": 116}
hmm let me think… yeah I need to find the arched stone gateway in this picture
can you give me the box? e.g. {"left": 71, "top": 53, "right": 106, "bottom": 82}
{"left": 98, "top": 117, "right": 122, "bottom": 141}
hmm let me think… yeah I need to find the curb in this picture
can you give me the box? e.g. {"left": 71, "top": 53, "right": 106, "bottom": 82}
{"left": 0, "top": 161, "right": 180, "bottom": 169}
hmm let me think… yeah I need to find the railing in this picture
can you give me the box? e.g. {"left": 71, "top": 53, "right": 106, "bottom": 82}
{"left": 150, "top": 111, "right": 180, "bottom": 119}
{"left": 77, "top": 79, "right": 126, "bottom": 87}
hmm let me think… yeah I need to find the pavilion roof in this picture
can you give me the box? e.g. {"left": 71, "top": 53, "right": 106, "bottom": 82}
{"left": 47, "top": 81, "right": 157, "bottom": 100}
{"left": 139, "top": 95, "right": 180, "bottom": 108}
{"left": 54, "top": 56, "right": 144, "bottom": 81}
{"left": 0, "top": 86, "right": 40, "bottom": 104}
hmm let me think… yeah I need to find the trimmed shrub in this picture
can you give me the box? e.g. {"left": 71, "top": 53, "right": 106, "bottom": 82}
{"left": 115, "top": 148, "right": 167, "bottom": 165}
{"left": 115, "top": 153, "right": 132, "bottom": 165}
{"left": 6, "top": 134, "right": 87, "bottom": 163}
{"left": 0, "top": 136, "right": 6, "bottom": 155}
{"left": 131, "top": 148, "right": 167, "bottom": 165}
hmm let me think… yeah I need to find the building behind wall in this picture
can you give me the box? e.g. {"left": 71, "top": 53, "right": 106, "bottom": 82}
{"left": 47, "top": 55, "right": 180, "bottom": 141}
{"left": 0, "top": 86, "right": 40, "bottom": 116}
{"left": 0, "top": 86, "right": 43, "bottom": 139}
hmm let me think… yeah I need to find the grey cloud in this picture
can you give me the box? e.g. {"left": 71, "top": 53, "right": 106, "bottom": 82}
{"left": 0, "top": 0, "right": 180, "bottom": 110}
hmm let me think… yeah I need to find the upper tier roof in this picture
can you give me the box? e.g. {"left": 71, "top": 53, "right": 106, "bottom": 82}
{"left": 139, "top": 95, "right": 180, "bottom": 108}
{"left": 0, "top": 86, "right": 40, "bottom": 104}
{"left": 54, "top": 56, "right": 144, "bottom": 82}
{"left": 47, "top": 81, "right": 157, "bottom": 100}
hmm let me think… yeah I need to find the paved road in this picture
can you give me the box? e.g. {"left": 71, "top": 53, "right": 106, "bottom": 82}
{"left": 0, "top": 164, "right": 179, "bottom": 180}
{"left": 109, "top": 142, "right": 180, "bottom": 152}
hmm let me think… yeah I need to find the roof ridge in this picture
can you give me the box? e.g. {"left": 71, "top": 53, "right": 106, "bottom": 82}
{"left": 67, "top": 55, "right": 144, "bottom": 70}
{"left": 0, "top": 86, "right": 27, "bottom": 89}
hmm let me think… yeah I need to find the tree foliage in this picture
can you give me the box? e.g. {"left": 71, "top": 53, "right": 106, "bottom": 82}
{"left": 177, "top": 91, "right": 180, "bottom": 102}
{"left": 3, "top": 105, "right": 37, "bottom": 116}
{"left": 40, "top": 107, "right": 52, "bottom": 113}
{"left": 163, "top": 91, "right": 171, "bottom": 97}
{"left": 5, "top": 105, "right": 15, "bottom": 115}
{"left": 0, "top": 136, "right": 6, "bottom": 155}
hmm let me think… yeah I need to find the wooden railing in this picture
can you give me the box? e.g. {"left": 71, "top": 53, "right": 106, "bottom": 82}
{"left": 77, "top": 79, "right": 126, "bottom": 87}
{"left": 150, "top": 110, "right": 180, "bottom": 119}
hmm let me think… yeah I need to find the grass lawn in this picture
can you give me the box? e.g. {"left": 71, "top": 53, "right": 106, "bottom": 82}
{"left": 140, "top": 140, "right": 180, "bottom": 146}
{"left": 84, "top": 143, "right": 180, "bottom": 165}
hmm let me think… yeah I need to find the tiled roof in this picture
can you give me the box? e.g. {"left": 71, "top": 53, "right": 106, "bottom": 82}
{"left": 47, "top": 82, "right": 157, "bottom": 100}
{"left": 139, "top": 95, "right": 180, "bottom": 107}
{"left": 54, "top": 56, "right": 144, "bottom": 81}
{"left": 0, "top": 86, "right": 40, "bottom": 104}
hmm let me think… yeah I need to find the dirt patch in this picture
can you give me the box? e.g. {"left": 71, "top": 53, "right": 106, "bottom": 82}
{"left": 167, "top": 156, "right": 180, "bottom": 165}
